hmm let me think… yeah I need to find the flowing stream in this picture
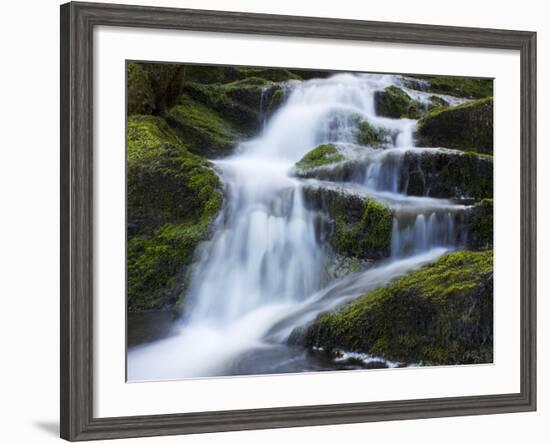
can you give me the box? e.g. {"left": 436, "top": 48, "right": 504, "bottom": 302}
{"left": 128, "top": 74, "right": 470, "bottom": 380}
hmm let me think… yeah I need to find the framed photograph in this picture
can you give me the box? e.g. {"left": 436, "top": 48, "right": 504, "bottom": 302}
{"left": 60, "top": 1, "right": 537, "bottom": 440}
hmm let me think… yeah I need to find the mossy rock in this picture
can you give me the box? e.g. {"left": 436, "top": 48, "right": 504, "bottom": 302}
{"left": 127, "top": 115, "right": 223, "bottom": 311}
{"left": 295, "top": 144, "right": 344, "bottom": 170}
{"left": 356, "top": 121, "right": 390, "bottom": 147}
{"left": 374, "top": 86, "right": 421, "bottom": 119}
{"left": 302, "top": 186, "right": 392, "bottom": 260}
{"left": 127, "top": 62, "right": 155, "bottom": 115}
{"left": 183, "top": 65, "right": 241, "bottom": 84}
{"left": 402, "top": 150, "right": 493, "bottom": 200}
{"left": 408, "top": 75, "right": 493, "bottom": 99}
{"left": 183, "top": 80, "right": 284, "bottom": 134}
{"left": 467, "top": 199, "right": 493, "bottom": 250}
{"left": 236, "top": 67, "right": 300, "bottom": 82}
{"left": 166, "top": 95, "right": 239, "bottom": 158}
{"left": 288, "top": 69, "right": 333, "bottom": 80}
{"left": 427, "top": 95, "right": 450, "bottom": 111}
{"left": 417, "top": 97, "right": 493, "bottom": 155}
{"left": 304, "top": 250, "right": 494, "bottom": 365}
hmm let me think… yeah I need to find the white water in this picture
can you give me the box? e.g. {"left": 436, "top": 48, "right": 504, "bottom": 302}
{"left": 128, "top": 74, "right": 469, "bottom": 380}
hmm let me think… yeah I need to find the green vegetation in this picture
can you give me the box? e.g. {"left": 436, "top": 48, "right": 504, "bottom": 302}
{"left": 356, "top": 121, "right": 388, "bottom": 147}
{"left": 295, "top": 144, "right": 344, "bottom": 170}
{"left": 301, "top": 186, "right": 393, "bottom": 260}
{"left": 411, "top": 75, "right": 493, "bottom": 99}
{"left": 418, "top": 97, "right": 494, "bottom": 155}
{"left": 332, "top": 199, "right": 393, "bottom": 260}
{"left": 304, "top": 250, "right": 494, "bottom": 365}
{"left": 127, "top": 116, "right": 223, "bottom": 311}
{"left": 166, "top": 95, "right": 239, "bottom": 158}
{"left": 183, "top": 79, "right": 284, "bottom": 133}
{"left": 375, "top": 86, "right": 421, "bottom": 119}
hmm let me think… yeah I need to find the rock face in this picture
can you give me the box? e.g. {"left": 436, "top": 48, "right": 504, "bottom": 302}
{"left": 183, "top": 79, "right": 284, "bottom": 134}
{"left": 126, "top": 115, "right": 223, "bottom": 311}
{"left": 295, "top": 144, "right": 344, "bottom": 170}
{"left": 293, "top": 149, "right": 493, "bottom": 201}
{"left": 417, "top": 98, "right": 494, "bottom": 155}
{"left": 302, "top": 186, "right": 392, "bottom": 260}
{"left": 374, "top": 86, "right": 421, "bottom": 119}
{"left": 402, "top": 150, "right": 493, "bottom": 200}
{"left": 403, "top": 75, "right": 493, "bottom": 99}
{"left": 166, "top": 95, "right": 239, "bottom": 158}
{"left": 466, "top": 199, "right": 494, "bottom": 250}
{"left": 303, "top": 250, "right": 493, "bottom": 365}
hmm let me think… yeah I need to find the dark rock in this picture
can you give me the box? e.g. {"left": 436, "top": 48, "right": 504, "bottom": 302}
{"left": 466, "top": 199, "right": 493, "bottom": 250}
{"left": 417, "top": 97, "right": 493, "bottom": 155}
{"left": 374, "top": 86, "right": 421, "bottom": 119}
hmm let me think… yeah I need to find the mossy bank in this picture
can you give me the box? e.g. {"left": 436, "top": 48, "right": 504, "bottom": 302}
{"left": 127, "top": 116, "right": 223, "bottom": 311}
{"left": 302, "top": 250, "right": 494, "bottom": 365}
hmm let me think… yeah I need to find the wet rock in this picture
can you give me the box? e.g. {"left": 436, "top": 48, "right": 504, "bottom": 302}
{"left": 374, "top": 86, "right": 422, "bottom": 119}
{"left": 466, "top": 199, "right": 493, "bottom": 250}
{"left": 302, "top": 185, "right": 392, "bottom": 260}
{"left": 303, "top": 250, "right": 494, "bottom": 365}
{"left": 166, "top": 94, "right": 239, "bottom": 158}
{"left": 417, "top": 97, "right": 493, "bottom": 155}
{"left": 126, "top": 115, "right": 223, "bottom": 312}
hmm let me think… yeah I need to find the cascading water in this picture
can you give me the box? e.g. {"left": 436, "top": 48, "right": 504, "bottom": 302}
{"left": 128, "top": 74, "right": 470, "bottom": 380}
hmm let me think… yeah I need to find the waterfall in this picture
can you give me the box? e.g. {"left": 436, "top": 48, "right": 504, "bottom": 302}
{"left": 128, "top": 73, "right": 469, "bottom": 380}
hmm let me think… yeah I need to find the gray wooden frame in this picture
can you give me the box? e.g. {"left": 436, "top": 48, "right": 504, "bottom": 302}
{"left": 60, "top": 1, "right": 537, "bottom": 441}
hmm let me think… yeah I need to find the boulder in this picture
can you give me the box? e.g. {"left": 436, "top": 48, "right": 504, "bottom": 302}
{"left": 166, "top": 94, "right": 239, "bottom": 158}
{"left": 303, "top": 249, "right": 494, "bottom": 365}
{"left": 126, "top": 115, "right": 223, "bottom": 311}
{"left": 374, "top": 86, "right": 421, "bottom": 119}
{"left": 302, "top": 185, "right": 392, "bottom": 260}
{"left": 417, "top": 97, "right": 493, "bottom": 155}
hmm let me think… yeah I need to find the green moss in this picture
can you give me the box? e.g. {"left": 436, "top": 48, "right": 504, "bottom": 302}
{"left": 295, "top": 144, "right": 344, "bottom": 170}
{"left": 166, "top": 95, "right": 239, "bottom": 158}
{"left": 127, "top": 115, "right": 223, "bottom": 311}
{"left": 412, "top": 75, "right": 493, "bottom": 99}
{"left": 304, "top": 250, "right": 494, "bottom": 365}
{"left": 332, "top": 199, "right": 392, "bottom": 259}
{"left": 418, "top": 97, "right": 493, "bottom": 155}
{"left": 235, "top": 67, "right": 300, "bottom": 82}
{"left": 468, "top": 199, "right": 493, "bottom": 250}
{"left": 356, "top": 121, "right": 387, "bottom": 147}
{"left": 127, "top": 62, "right": 155, "bottom": 115}
{"left": 374, "top": 86, "right": 421, "bottom": 119}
